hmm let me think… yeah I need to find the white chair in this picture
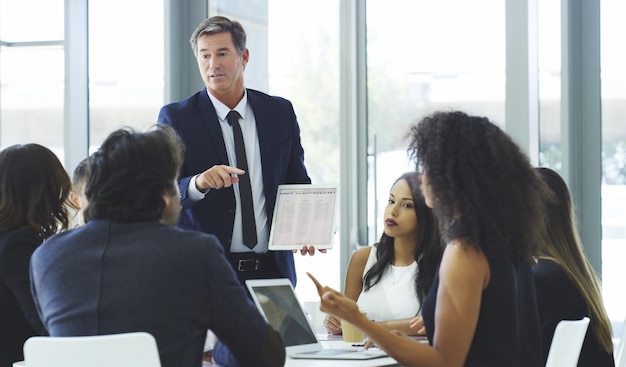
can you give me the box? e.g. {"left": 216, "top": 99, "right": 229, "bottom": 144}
{"left": 614, "top": 315, "right": 626, "bottom": 367}
{"left": 22, "top": 332, "right": 161, "bottom": 367}
{"left": 545, "top": 317, "right": 590, "bottom": 367}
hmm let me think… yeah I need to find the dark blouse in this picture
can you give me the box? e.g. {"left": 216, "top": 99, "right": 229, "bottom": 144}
{"left": 422, "top": 250, "right": 542, "bottom": 367}
{"left": 0, "top": 229, "right": 47, "bottom": 366}
{"left": 533, "top": 259, "right": 615, "bottom": 367}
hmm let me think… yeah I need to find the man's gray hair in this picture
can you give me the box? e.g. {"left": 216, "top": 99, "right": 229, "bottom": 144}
{"left": 189, "top": 16, "right": 247, "bottom": 56}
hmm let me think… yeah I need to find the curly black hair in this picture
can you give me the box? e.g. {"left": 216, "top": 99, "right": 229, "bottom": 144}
{"left": 406, "top": 111, "right": 547, "bottom": 263}
{"left": 363, "top": 172, "right": 443, "bottom": 309}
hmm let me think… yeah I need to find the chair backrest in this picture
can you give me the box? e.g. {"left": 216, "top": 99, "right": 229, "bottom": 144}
{"left": 23, "top": 332, "right": 161, "bottom": 367}
{"left": 545, "top": 317, "right": 590, "bottom": 367}
{"left": 615, "top": 315, "right": 626, "bottom": 367}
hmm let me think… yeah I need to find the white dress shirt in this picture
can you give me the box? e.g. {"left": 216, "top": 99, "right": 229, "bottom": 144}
{"left": 187, "top": 90, "right": 269, "bottom": 253}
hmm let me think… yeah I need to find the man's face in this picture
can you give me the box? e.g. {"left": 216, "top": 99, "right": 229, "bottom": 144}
{"left": 161, "top": 183, "right": 181, "bottom": 226}
{"left": 70, "top": 181, "right": 89, "bottom": 226}
{"left": 196, "top": 32, "right": 248, "bottom": 101}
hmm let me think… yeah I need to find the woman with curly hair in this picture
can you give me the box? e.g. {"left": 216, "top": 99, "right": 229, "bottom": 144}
{"left": 0, "top": 144, "right": 74, "bottom": 366}
{"left": 324, "top": 172, "right": 442, "bottom": 336}
{"left": 309, "top": 110, "right": 548, "bottom": 367}
{"left": 534, "top": 167, "right": 614, "bottom": 367}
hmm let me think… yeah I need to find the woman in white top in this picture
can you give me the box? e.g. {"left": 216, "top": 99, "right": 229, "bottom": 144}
{"left": 324, "top": 172, "right": 442, "bottom": 336}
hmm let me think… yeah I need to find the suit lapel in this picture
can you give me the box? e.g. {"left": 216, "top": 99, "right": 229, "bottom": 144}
{"left": 198, "top": 89, "right": 229, "bottom": 165}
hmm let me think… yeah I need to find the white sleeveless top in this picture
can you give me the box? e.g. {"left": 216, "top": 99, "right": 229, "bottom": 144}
{"left": 356, "top": 245, "right": 420, "bottom": 322}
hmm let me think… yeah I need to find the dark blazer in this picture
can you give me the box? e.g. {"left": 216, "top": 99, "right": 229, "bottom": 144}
{"left": 533, "top": 259, "right": 615, "bottom": 367}
{"left": 0, "top": 229, "right": 47, "bottom": 367}
{"left": 30, "top": 220, "right": 285, "bottom": 367}
{"left": 158, "top": 88, "right": 311, "bottom": 285}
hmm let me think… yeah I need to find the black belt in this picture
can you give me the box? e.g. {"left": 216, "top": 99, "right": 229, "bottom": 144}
{"left": 228, "top": 252, "right": 273, "bottom": 272}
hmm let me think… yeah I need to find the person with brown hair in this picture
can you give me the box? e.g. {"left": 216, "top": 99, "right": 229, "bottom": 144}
{"left": 30, "top": 126, "right": 285, "bottom": 367}
{"left": 157, "top": 15, "right": 313, "bottom": 291}
{"left": 534, "top": 167, "right": 615, "bottom": 367}
{"left": 0, "top": 143, "right": 74, "bottom": 366}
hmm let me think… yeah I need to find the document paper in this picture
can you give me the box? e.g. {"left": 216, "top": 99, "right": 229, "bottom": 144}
{"left": 268, "top": 185, "right": 337, "bottom": 250}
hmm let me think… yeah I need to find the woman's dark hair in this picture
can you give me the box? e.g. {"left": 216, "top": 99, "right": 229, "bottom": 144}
{"left": 83, "top": 126, "right": 184, "bottom": 223}
{"left": 407, "top": 110, "right": 548, "bottom": 262}
{"left": 363, "top": 172, "right": 443, "bottom": 309}
{"left": 0, "top": 144, "right": 73, "bottom": 238}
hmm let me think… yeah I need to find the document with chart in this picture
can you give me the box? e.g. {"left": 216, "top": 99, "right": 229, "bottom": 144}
{"left": 268, "top": 184, "right": 337, "bottom": 250}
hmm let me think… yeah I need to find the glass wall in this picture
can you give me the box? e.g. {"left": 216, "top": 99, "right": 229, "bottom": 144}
{"left": 267, "top": 0, "right": 341, "bottom": 305}
{"left": 536, "top": 0, "right": 625, "bottom": 333}
{"left": 366, "top": 0, "right": 505, "bottom": 244}
{"left": 88, "top": 0, "right": 164, "bottom": 152}
{"left": 0, "top": 0, "right": 64, "bottom": 158}
{"left": 538, "top": 0, "right": 561, "bottom": 170}
{"left": 600, "top": 0, "right": 626, "bottom": 330}
{"left": 0, "top": 0, "right": 164, "bottom": 161}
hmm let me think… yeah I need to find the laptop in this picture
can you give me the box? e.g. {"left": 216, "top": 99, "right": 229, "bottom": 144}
{"left": 268, "top": 184, "right": 338, "bottom": 251}
{"left": 245, "top": 278, "right": 388, "bottom": 360}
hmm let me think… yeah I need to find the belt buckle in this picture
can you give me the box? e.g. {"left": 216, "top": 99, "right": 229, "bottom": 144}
{"left": 237, "top": 259, "right": 259, "bottom": 271}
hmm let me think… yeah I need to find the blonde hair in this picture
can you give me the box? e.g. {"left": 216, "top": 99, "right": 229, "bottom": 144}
{"left": 536, "top": 167, "right": 613, "bottom": 353}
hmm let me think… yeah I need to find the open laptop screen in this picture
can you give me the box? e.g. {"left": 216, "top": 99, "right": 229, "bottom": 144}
{"left": 246, "top": 280, "right": 318, "bottom": 347}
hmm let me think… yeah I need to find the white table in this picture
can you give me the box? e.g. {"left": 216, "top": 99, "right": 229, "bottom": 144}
{"left": 282, "top": 334, "right": 401, "bottom": 367}
{"left": 285, "top": 347, "right": 400, "bottom": 367}
{"left": 200, "top": 333, "right": 431, "bottom": 366}
{"left": 200, "top": 334, "right": 402, "bottom": 367}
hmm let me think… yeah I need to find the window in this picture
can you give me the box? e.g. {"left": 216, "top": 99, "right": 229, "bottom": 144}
{"left": 0, "top": 0, "right": 164, "bottom": 161}
{"left": 267, "top": 0, "right": 341, "bottom": 305}
{"left": 0, "top": 0, "right": 64, "bottom": 158}
{"left": 88, "top": 0, "right": 164, "bottom": 151}
{"left": 366, "top": 0, "right": 505, "bottom": 244}
{"left": 600, "top": 0, "right": 626, "bottom": 330}
{"left": 538, "top": 0, "right": 561, "bottom": 170}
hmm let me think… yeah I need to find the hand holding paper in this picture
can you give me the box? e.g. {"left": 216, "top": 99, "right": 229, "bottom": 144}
{"left": 293, "top": 245, "right": 328, "bottom": 256}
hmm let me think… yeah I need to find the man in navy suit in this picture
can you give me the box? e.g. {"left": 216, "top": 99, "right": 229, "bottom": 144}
{"left": 158, "top": 15, "right": 316, "bottom": 288}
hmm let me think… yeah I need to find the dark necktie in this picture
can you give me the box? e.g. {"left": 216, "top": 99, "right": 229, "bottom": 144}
{"left": 226, "top": 110, "right": 257, "bottom": 249}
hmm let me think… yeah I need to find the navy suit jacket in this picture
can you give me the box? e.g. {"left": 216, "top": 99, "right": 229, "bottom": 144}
{"left": 158, "top": 88, "right": 310, "bottom": 285}
{"left": 30, "top": 220, "right": 285, "bottom": 367}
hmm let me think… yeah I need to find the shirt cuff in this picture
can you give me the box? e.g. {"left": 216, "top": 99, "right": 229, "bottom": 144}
{"left": 188, "top": 174, "right": 208, "bottom": 201}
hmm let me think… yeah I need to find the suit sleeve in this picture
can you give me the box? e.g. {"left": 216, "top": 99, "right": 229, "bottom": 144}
{"left": 158, "top": 105, "right": 200, "bottom": 210}
{"left": 204, "top": 239, "right": 285, "bottom": 367}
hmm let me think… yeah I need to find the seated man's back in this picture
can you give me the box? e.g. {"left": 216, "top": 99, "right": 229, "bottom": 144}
{"left": 30, "top": 127, "right": 285, "bottom": 367}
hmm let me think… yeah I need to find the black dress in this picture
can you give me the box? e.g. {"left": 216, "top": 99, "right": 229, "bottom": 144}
{"left": 422, "top": 250, "right": 543, "bottom": 367}
{"left": 0, "top": 229, "right": 47, "bottom": 367}
{"left": 533, "top": 259, "right": 615, "bottom": 367}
